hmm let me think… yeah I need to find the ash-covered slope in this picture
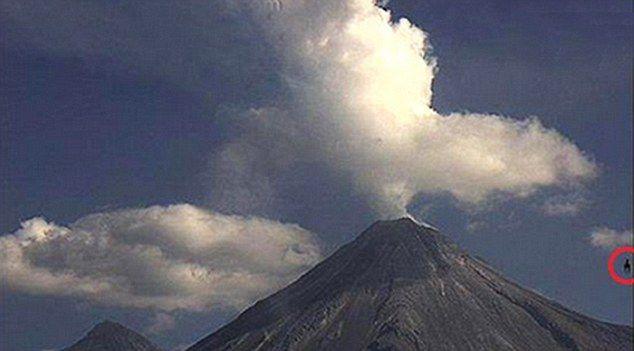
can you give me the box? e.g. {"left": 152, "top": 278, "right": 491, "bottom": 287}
{"left": 61, "top": 320, "right": 162, "bottom": 351}
{"left": 189, "top": 218, "right": 632, "bottom": 351}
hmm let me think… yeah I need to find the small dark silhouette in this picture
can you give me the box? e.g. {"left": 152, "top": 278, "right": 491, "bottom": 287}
{"left": 624, "top": 259, "right": 631, "bottom": 274}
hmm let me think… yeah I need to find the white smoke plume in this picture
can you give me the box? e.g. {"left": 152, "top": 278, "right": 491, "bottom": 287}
{"left": 0, "top": 204, "right": 322, "bottom": 311}
{"left": 1, "top": 0, "right": 597, "bottom": 218}
{"left": 210, "top": 0, "right": 597, "bottom": 218}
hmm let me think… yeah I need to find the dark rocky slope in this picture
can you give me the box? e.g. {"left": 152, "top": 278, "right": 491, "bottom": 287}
{"left": 61, "top": 320, "right": 162, "bottom": 351}
{"left": 189, "top": 218, "right": 633, "bottom": 351}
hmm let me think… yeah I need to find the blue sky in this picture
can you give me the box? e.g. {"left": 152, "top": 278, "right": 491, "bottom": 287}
{"left": 1, "top": 1, "right": 632, "bottom": 350}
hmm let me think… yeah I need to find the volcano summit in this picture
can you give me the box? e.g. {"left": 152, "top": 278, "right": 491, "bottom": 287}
{"left": 189, "top": 218, "right": 632, "bottom": 351}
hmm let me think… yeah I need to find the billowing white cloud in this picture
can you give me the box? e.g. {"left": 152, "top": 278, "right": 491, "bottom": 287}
{"left": 210, "top": 0, "right": 597, "bottom": 218}
{"left": 589, "top": 227, "right": 633, "bottom": 250}
{"left": 0, "top": 204, "right": 322, "bottom": 311}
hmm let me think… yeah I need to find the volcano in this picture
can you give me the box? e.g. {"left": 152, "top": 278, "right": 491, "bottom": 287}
{"left": 61, "top": 320, "right": 162, "bottom": 351}
{"left": 188, "top": 218, "right": 632, "bottom": 351}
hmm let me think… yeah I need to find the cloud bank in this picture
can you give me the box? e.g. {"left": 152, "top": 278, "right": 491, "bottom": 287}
{"left": 0, "top": 204, "right": 321, "bottom": 311}
{"left": 211, "top": 0, "right": 596, "bottom": 218}
{"left": 589, "top": 227, "right": 633, "bottom": 250}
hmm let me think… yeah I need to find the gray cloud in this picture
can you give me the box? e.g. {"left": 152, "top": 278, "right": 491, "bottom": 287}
{"left": 0, "top": 204, "right": 322, "bottom": 311}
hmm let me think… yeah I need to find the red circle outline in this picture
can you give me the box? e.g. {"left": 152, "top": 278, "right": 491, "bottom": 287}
{"left": 608, "top": 246, "right": 634, "bottom": 285}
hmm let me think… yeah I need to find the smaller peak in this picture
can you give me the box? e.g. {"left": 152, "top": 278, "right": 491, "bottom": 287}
{"left": 97, "top": 319, "right": 117, "bottom": 325}
{"left": 89, "top": 320, "right": 130, "bottom": 335}
{"left": 63, "top": 319, "right": 163, "bottom": 351}
{"left": 95, "top": 319, "right": 122, "bottom": 327}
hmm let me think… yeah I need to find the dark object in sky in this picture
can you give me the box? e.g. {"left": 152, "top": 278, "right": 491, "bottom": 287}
{"left": 61, "top": 320, "right": 162, "bottom": 351}
{"left": 625, "top": 259, "right": 631, "bottom": 274}
{"left": 189, "top": 218, "right": 633, "bottom": 351}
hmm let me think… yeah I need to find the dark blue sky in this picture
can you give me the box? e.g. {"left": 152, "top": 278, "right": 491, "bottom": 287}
{"left": 1, "top": 1, "right": 632, "bottom": 350}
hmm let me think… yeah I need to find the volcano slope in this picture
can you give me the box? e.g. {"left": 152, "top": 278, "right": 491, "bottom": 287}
{"left": 189, "top": 218, "right": 633, "bottom": 351}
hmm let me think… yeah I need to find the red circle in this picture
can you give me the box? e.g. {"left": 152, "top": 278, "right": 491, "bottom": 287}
{"left": 608, "top": 246, "right": 634, "bottom": 285}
